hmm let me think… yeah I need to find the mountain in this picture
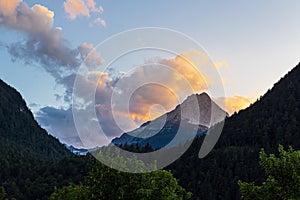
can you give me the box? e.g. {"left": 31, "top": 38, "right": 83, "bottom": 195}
{"left": 112, "top": 93, "right": 227, "bottom": 149}
{"left": 0, "top": 79, "right": 71, "bottom": 160}
{"left": 2, "top": 60, "right": 300, "bottom": 200}
{"left": 0, "top": 79, "right": 88, "bottom": 200}
{"left": 65, "top": 145, "right": 90, "bottom": 155}
{"left": 165, "top": 63, "right": 300, "bottom": 199}
{"left": 65, "top": 144, "right": 100, "bottom": 155}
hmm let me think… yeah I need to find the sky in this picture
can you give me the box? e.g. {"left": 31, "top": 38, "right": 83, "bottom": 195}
{"left": 1, "top": 0, "right": 300, "bottom": 148}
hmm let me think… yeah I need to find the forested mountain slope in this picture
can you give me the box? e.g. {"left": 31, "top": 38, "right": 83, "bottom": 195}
{"left": 166, "top": 63, "right": 300, "bottom": 199}
{"left": 0, "top": 80, "right": 88, "bottom": 200}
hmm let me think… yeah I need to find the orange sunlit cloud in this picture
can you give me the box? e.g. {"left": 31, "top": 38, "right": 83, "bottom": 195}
{"left": 214, "top": 60, "right": 230, "bottom": 70}
{"left": 163, "top": 50, "right": 211, "bottom": 93}
{"left": 215, "top": 95, "right": 253, "bottom": 116}
{"left": 79, "top": 43, "right": 104, "bottom": 68}
{"left": 64, "top": 0, "right": 89, "bottom": 19}
{"left": 92, "top": 51, "right": 253, "bottom": 131}
{"left": 64, "top": 0, "right": 104, "bottom": 19}
{"left": 33, "top": 4, "right": 55, "bottom": 19}
{"left": 129, "top": 84, "right": 178, "bottom": 123}
{"left": 108, "top": 51, "right": 210, "bottom": 129}
{"left": 0, "top": 0, "right": 21, "bottom": 16}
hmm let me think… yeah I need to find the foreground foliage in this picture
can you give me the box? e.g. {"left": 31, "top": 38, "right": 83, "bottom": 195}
{"left": 50, "top": 152, "right": 192, "bottom": 200}
{"left": 238, "top": 145, "right": 300, "bottom": 200}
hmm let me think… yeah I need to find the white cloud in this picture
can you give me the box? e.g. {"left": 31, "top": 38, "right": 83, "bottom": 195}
{"left": 90, "top": 17, "right": 106, "bottom": 27}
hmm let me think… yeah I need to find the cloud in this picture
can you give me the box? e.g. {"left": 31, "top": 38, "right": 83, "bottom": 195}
{"left": 0, "top": 0, "right": 21, "bottom": 16}
{"left": 64, "top": 0, "right": 103, "bottom": 19}
{"left": 34, "top": 72, "right": 122, "bottom": 148}
{"left": 0, "top": 2, "right": 250, "bottom": 147}
{"left": 71, "top": 72, "right": 124, "bottom": 139}
{"left": 0, "top": 1, "right": 76, "bottom": 79}
{"left": 214, "top": 60, "right": 230, "bottom": 70}
{"left": 78, "top": 42, "right": 104, "bottom": 67}
{"left": 128, "top": 84, "right": 178, "bottom": 122}
{"left": 86, "top": 0, "right": 103, "bottom": 13}
{"left": 0, "top": 0, "right": 103, "bottom": 83}
{"left": 0, "top": 2, "right": 54, "bottom": 34}
{"left": 215, "top": 95, "right": 252, "bottom": 115}
{"left": 36, "top": 106, "right": 83, "bottom": 147}
{"left": 0, "top": 0, "right": 106, "bottom": 147}
{"left": 64, "top": 0, "right": 89, "bottom": 19}
{"left": 159, "top": 51, "right": 211, "bottom": 93}
{"left": 90, "top": 17, "right": 106, "bottom": 27}
{"left": 31, "top": 46, "right": 251, "bottom": 147}
{"left": 88, "top": 51, "right": 251, "bottom": 134}
{"left": 73, "top": 51, "right": 212, "bottom": 135}
{"left": 2, "top": 1, "right": 226, "bottom": 149}
{"left": 36, "top": 105, "right": 111, "bottom": 148}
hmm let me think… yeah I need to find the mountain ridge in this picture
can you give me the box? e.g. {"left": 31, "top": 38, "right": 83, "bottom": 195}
{"left": 0, "top": 79, "right": 87, "bottom": 200}
{"left": 112, "top": 92, "right": 227, "bottom": 149}
{"left": 0, "top": 79, "right": 72, "bottom": 160}
{"left": 166, "top": 62, "right": 300, "bottom": 199}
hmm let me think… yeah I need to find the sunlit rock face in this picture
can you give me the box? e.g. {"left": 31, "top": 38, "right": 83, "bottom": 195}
{"left": 112, "top": 93, "right": 227, "bottom": 149}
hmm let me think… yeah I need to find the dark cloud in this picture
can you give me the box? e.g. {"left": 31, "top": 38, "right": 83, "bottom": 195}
{"left": 95, "top": 104, "right": 123, "bottom": 137}
{"left": 28, "top": 102, "right": 40, "bottom": 108}
{"left": 36, "top": 104, "right": 122, "bottom": 148}
{"left": 7, "top": 36, "right": 80, "bottom": 80}
{"left": 36, "top": 106, "right": 84, "bottom": 147}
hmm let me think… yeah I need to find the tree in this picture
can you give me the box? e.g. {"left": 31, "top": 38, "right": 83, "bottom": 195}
{"left": 49, "top": 185, "right": 90, "bottom": 200}
{"left": 88, "top": 162, "right": 191, "bottom": 200}
{"left": 238, "top": 145, "right": 300, "bottom": 200}
{"left": 0, "top": 186, "right": 7, "bottom": 200}
{"left": 50, "top": 151, "right": 192, "bottom": 200}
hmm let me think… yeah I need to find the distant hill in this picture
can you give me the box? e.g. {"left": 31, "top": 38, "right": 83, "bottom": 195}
{"left": 65, "top": 144, "right": 90, "bottom": 155}
{"left": 112, "top": 93, "right": 226, "bottom": 149}
{"left": 65, "top": 144, "right": 100, "bottom": 155}
{"left": 0, "top": 79, "right": 88, "bottom": 200}
{"left": 166, "top": 63, "right": 300, "bottom": 199}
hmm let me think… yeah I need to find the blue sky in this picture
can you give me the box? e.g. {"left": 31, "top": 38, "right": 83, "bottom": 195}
{"left": 1, "top": 0, "right": 300, "bottom": 147}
